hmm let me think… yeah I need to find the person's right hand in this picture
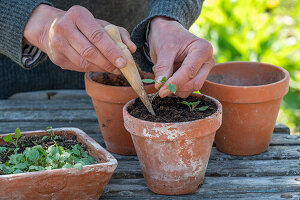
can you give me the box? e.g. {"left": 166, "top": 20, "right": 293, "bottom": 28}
{"left": 23, "top": 4, "right": 136, "bottom": 74}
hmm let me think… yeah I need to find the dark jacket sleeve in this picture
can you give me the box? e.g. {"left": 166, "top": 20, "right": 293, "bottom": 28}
{"left": 131, "top": 0, "right": 204, "bottom": 72}
{"left": 0, "top": 0, "right": 51, "bottom": 68}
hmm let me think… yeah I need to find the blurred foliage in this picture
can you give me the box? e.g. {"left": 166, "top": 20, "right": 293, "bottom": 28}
{"left": 190, "top": 0, "right": 300, "bottom": 134}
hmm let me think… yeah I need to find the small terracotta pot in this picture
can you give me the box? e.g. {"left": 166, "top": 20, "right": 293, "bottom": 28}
{"left": 200, "top": 61, "right": 289, "bottom": 155}
{"left": 0, "top": 128, "right": 117, "bottom": 200}
{"left": 85, "top": 72, "right": 156, "bottom": 155}
{"left": 123, "top": 94, "right": 222, "bottom": 195}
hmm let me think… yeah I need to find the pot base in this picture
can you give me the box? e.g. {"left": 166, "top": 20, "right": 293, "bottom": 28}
{"left": 104, "top": 141, "right": 136, "bottom": 155}
{"left": 146, "top": 177, "right": 203, "bottom": 195}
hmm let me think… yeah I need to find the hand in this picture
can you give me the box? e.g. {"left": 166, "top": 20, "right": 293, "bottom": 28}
{"left": 23, "top": 5, "right": 136, "bottom": 74}
{"left": 149, "top": 17, "right": 215, "bottom": 98}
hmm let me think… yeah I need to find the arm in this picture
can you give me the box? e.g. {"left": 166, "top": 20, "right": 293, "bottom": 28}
{"left": 0, "top": 0, "right": 51, "bottom": 68}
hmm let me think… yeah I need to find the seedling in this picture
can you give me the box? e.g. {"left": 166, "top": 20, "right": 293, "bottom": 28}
{"left": 178, "top": 101, "right": 209, "bottom": 112}
{"left": 43, "top": 127, "right": 59, "bottom": 145}
{"left": 0, "top": 127, "right": 96, "bottom": 175}
{"left": 142, "top": 76, "right": 177, "bottom": 94}
{"left": 3, "top": 128, "right": 21, "bottom": 148}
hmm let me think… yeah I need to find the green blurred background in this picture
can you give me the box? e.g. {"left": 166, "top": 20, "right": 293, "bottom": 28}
{"left": 190, "top": 0, "right": 300, "bottom": 134}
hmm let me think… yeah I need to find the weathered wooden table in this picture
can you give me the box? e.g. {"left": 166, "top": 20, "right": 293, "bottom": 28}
{"left": 1, "top": 90, "right": 300, "bottom": 200}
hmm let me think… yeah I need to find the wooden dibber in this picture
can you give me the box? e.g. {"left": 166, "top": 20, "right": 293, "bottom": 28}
{"left": 104, "top": 24, "right": 155, "bottom": 115}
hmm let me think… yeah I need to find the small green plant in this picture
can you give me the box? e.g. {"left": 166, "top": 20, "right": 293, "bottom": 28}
{"left": 0, "top": 128, "right": 96, "bottom": 175}
{"left": 142, "top": 76, "right": 177, "bottom": 94}
{"left": 3, "top": 128, "right": 21, "bottom": 148}
{"left": 178, "top": 101, "right": 209, "bottom": 112}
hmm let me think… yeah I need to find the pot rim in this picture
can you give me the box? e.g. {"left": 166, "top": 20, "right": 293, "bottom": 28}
{"left": 123, "top": 94, "right": 222, "bottom": 140}
{"left": 200, "top": 61, "right": 290, "bottom": 103}
{"left": 85, "top": 72, "right": 154, "bottom": 89}
{"left": 206, "top": 61, "right": 289, "bottom": 89}
{"left": 0, "top": 127, "right": 118, "bottom": 178}
{"left": 85, "top": 72, "right": 155, "bottom": 103}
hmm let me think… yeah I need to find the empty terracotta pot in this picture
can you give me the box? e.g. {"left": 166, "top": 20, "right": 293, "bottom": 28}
{"left": 0, "top": 128, "right": 117, "bottom": 200}
{"left": 85, "top": 72, "right": 156, "bottom": 155}
{"left": 200, "top": 61, "right": 289, "bottom": 155}
{"left": 123, "top": 94, "right": 222, "bottom": 195}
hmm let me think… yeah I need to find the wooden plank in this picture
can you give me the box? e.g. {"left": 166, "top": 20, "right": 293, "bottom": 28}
{"left": 113, "top": 159, "right": 300, "bottom": 178}
{"left": 101, "top": 192, "right": 300, "bottom": 200}
{"left": 8, "top": 90, "right": 89, "bottom": 100}
{"left": 101, "top": 176, "right": 300, "bottom": 199}
{"left": 112, "top": 145, "right": 300, "bottom": 161}
{"left": 0, "top": 99, "right": 93, "bottom": 111}
{"left": 0, "top": 110, "right": 97, "bottom": 122}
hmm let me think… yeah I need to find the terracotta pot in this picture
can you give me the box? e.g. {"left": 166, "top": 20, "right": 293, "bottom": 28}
{"left": 0, "top": 128, "right": 117, "bottom": 200}
{"left": 123, "top": 94, "right": 222, "bottom": 195}
{"left": 85, "top": 72, "right": 156, "bottom": 155}
{"left": 200, "top": 61, "right": 289, "bottom": 155}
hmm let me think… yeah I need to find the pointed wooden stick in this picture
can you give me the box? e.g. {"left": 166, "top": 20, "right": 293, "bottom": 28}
{"left": 104, "top": 24, "right": 155, "bottom": 115}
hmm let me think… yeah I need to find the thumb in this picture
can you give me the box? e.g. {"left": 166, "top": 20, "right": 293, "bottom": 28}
{"left": 152, "top": 51, "right": 176, "bottom": 90}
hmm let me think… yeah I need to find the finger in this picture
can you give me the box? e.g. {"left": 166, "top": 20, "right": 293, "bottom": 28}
{"left": 68, "top": 6, "right": 127, "bottom": 68}
{"left": 152, "top": 50, "right": 177, "bottom": 90}
{"left": 190, "top": 57, "right": 215, "bottom": 91}
{"left": 175, "top": 57, "right": 215, "bottom": 93}
{"left": 159, "top": 42, "right": 212, "bottom": 97}
{"left": 119, "top": 27, "right": 137, "bottom": 53}
{"left": 62, "top": 23, "right": 119, "bottom": 73}
{"left": 60, "top": 39, "right": 121, "bottom": 74}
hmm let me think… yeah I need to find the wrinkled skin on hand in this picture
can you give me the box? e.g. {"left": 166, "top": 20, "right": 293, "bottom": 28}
{"left": 149, "top": 17, "right": 215, "bottom": 98}
{"left": 24, "top": 5, "right": 136, "bottom": 74}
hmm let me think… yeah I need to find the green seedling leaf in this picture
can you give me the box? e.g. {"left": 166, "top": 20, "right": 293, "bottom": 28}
{"left": 29, "top": 166, "right": 45, "bottom": 171}
{"left": 0, "top": 147, "right": 7, "bottom": 154}
{"left": 141, "top": 79, "right": 155, "bottom": 83}
{"left": 62, "top": 163, "right": 72, "bottom": 169}
{"left": 13, "top": 163, "right": 29, "bottom": 170}
{"left": 28, "top": 149, "right": 39, "bottom": 162}
{"left": 45, "top": 126, "right": 53, "bottom": 131}
{"left": 160, "top": 76, "right": 167, "bottom": 83}
{"left": 168, "top": 84, "right": 177, "bottom": 94}
{"left": 3, "top": 134, "right": 13, "bottom": 142}
{"left": 14, "top": 128, "right": 21, "bottom": 139}
{"left": 14, "top": 148, "right": 19, "bottom": 154}
{"left": 74, "top": 162, "right": 83, "bottom": 170}
{"left": 13, "top": 169, "right": 23, "bottom": 174}
{"left": 198, "top": 106, "right": 209, "bottom": 111}
{"left": 42, "top": 136, "right": 48, "bottom": 140}
{"left": 60, "top": 151, "right": 71, "bottom": 162}
{"left": 193, "top": 90, "right": 201, "bottom": 94}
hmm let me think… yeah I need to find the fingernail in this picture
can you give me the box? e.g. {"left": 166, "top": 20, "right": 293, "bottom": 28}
{"left": 115, "top": 57, "right": 126, "bottom": 68}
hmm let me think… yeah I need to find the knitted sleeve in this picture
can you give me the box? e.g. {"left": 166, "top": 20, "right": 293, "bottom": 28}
{"left": 131, "top": 0, "right": 204, "bottom": 72}
{"left": 0, "top": 0, "right": 51, "bottom": 69}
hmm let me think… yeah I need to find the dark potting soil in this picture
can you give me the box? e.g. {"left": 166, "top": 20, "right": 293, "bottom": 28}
{"left": 128, "top": 96, "right": 218, "bottom": 123}
{"left": 91, "top": 71, "right": 154, "bottom": 86}
{"left": 0, "top": 134, "right": 92, "bottom": 164}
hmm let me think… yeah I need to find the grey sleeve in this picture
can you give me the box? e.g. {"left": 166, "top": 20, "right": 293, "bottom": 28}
{"left": 0, "top": 0, "right": 51, "bottom": 69}
{"left": 131, "top": 0, "right": 204, "bottom": 72}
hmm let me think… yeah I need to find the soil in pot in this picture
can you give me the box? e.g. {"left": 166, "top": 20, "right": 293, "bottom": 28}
{"left": 0, "top": 129, "right": 101, "bottom": 175}
{"left": 128, "top": 96, "right": 217, "bottom": 123}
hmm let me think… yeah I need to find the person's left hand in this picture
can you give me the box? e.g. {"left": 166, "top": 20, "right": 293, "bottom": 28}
{"left": 148, "top": 17, "right": 215, "bottom": 98}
